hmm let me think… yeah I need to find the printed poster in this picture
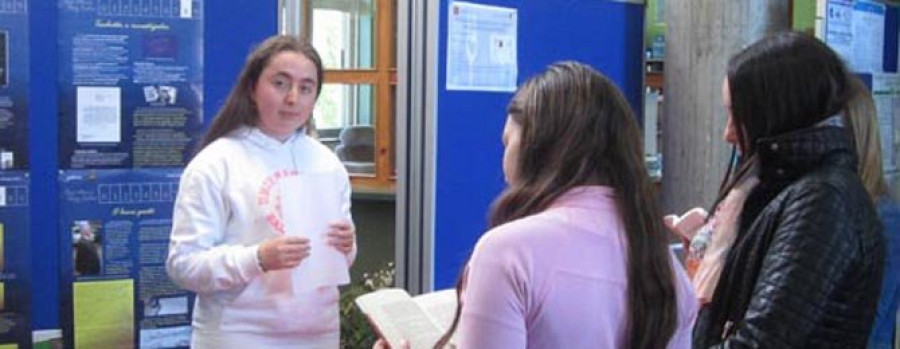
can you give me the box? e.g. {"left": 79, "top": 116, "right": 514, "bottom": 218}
{"left": 872, "top": 73, "right": 900, "bottom": 173}
{"left": 58, "top": 0, "right": 205, "bottom": 169}
{"left": 0, "top": 171, "right": 31, "bottom": 348}
{"left": 850, "top": 0, "right": 884, "bottom": 73}
{"left": 0, "top": 1, "right": 29, "bottom": 170}
{"left": 446, "top": 1, "right": 518, "bottom": 92}
{"left": 60, "top": 169, "right": 191, "bottom": 349}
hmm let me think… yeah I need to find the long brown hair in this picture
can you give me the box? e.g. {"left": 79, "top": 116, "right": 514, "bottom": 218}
{"left": 713, "top": 32, "right": 853, "bottom": 209}
{"left": 198, "top": 35, "right": 324, "bottom": 150}
{"left": 846, "top": 76, "right": 890, "bottom": 201}
{"left": 437, "top": 61, "right": 678, "bottom": 348}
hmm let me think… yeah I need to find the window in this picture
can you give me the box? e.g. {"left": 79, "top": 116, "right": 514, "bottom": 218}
{"left": 282, "top": 0, "right": 396, "bottom": 193}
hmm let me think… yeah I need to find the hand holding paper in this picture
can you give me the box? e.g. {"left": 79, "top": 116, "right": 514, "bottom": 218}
{"left": 327, "top": 220, "right": 355, "bottom": 255}
{"left": 257, "top": 236, "right": 310, "bottom": 271}
{"left": 280, "top": 173, "right": 351, "bottom": 293}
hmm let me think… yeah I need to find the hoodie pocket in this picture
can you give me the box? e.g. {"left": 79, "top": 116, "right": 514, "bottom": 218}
{"left": 220, "top": 271, "right": 339, "bottom": 335}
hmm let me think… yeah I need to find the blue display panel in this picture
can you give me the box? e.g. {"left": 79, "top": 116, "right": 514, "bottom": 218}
{"left": 0, "top": 1, "right": 29, "bottom": 170}
{"left": 58, "top": 0, "right": 204, "bottom": 169}
{"left": 0, "top": 172, "right": 31, "bottom": 347}
{"left": 59, "top": 169, "right": 191, "bottom": 349}
{"left": 432, "top": 0, "right": 645, "bottom": 289}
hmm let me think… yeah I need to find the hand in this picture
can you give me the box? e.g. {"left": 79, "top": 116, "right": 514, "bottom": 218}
{"left": 257, "top": 236, "right": 310, "bottom": 271}
{"left": 327, "top": 220, "right": 355, "bottom": 255}
{"left": 373, "top": 339, "right": 409, "bottom": 349}
{"left": 663, "top": 215, "right": 692, "bottom": 257}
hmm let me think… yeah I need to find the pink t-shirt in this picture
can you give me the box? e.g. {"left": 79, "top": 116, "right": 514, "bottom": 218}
{"left": 459, "top": 186, "right": 698, "bottom": 348}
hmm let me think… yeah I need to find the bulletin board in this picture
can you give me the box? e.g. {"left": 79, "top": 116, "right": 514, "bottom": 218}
{"left": 432, "top": 0, "right": 646, "bottom": 288}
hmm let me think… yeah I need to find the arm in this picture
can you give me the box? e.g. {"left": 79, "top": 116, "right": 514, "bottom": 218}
{"left": 166, "top": 165, "right": 264, "bottom": 295}
{"left": 457, "top": 231, "right": 528, "bottom": 348}
{"left": 717, "top": 186, "right": 857, "bottom": 348}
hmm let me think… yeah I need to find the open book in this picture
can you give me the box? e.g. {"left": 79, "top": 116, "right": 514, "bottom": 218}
{"left": 355, "top": 288, "right": 458, "bottom": 349}
{"left": 664, "top": 207, "right": 709, "bottom": 241}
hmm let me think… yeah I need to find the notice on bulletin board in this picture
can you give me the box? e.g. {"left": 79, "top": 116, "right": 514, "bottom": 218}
{"left": 825, "top": 0, "right": 854, "bottom": 67}
{"left": 58, "top": 0, "right": 204, "bottom": 169}
{"left": 60, "top": 169, "right": 191, "bottom": 349}
{"left": 0, "top": 1, "right": 30, "bottom": 170}
{"left": 872, "top": 73, "right": 900, "bottom": 173}
{"left": 825, "top": 0, "right": 886, "bottom": 73}
{"left": 0, "top": 172, "right": 31, "bottom": 348}
{"left": 850, "top": 0, "right": 884, "bottom": 73}
{"left": 446, "top": 1, "right": 518, "bottom": 92}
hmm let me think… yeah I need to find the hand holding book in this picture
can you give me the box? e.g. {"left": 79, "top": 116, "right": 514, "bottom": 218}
{"left": 356, "top": 288, "right": 458, "bottom": 349}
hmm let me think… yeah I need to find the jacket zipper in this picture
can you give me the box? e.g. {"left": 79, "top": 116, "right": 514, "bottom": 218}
{"left": 721, "top": 321, "right": 734, "bottom": 340}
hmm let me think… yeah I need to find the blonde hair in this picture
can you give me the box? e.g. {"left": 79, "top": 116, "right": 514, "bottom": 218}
{"left": 847, "top": 76, "right": 889, "bottom": 200}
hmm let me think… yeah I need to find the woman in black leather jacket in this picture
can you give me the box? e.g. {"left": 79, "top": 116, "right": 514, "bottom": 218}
{"left": 692, "top": 32, "right": 884, "bottom": 348}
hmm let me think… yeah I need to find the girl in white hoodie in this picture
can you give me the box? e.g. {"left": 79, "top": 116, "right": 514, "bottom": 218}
{"left": 167, "top": 35, "right": 356, "bottom": 349}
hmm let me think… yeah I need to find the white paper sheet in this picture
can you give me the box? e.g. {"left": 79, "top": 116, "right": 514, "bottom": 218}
{"left": 850, "top": 0, "right": 884, "bottom": 73}
{"left": 180, "top": 0, "right": 192, "bottom": 18}
{"left": 872, "top": 73, "right": 899, "bottom": 172}
{"left": 446, "top": 1, "right": 517, "bottom": 92}
{"left": 825, "top": 0, "right": 854, "bottom": 66}
{"left": 280, "top": 172, "right": 350, "bottom": 293}
{"left": 76, "top": 86, "right": 121, "bottom": 143}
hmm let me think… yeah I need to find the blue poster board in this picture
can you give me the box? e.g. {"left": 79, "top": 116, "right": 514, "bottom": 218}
{"left": 59, "top": 169, "right": 191, "bottom": 349}
{"left": 433, "top": 0, "right": 645, "bottom": 289}
{"left": 0, "top": 172, "right": 31, "bottom": 347}
{"left": 58, "top": 0, "right": 204, "bottom": 169}
{"left": 0, "top": 1, "right": 29, "bottom": 170}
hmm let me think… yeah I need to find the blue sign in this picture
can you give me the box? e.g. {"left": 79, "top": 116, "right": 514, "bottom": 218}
{"left": 60, "top": 169, "right": 191, "bottom": 349}
{"left": 0, "top": 171, "right": 31, "bottom": 347}
{"left": 0, "top": 1, "right": 29, "bottom": 170}
{"left": 58, "top": 0, "right": 204, "bottom": 169}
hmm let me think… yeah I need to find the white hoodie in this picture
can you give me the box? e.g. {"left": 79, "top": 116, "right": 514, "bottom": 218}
{"left": 167, "top": 126, "right": 355, "bottom": 348}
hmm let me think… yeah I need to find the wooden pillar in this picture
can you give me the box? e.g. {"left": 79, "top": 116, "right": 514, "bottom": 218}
{"left": 661, "top": 0, "right": 790, "bottom": 214}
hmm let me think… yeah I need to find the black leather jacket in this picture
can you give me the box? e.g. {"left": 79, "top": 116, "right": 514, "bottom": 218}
{"left": 693, "top": 126, "right": 884, "bottom": 348}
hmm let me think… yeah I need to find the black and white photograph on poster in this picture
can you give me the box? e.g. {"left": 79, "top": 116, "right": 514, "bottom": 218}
{"left": 0, "top": 30, "right": 7, "bottom": 87}
{"left": 71, "top": 220, "right": 102, "bottom": 277}
{"left": 143, "top": 295, "right": 188, "bottom": 317}
{"left": 0, "top": 151, "right": 11, "bottom": 170}
{"left": 142, "top": 85, "right": 177, "bottom": 106}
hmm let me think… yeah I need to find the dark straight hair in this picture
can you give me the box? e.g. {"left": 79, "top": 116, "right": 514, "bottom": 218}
{"left": 713, "top": 31, "right": 852, "bottom": 209}
{"left": 437, "top": 61, "right": 678, "bottom": 348}
{"left": 198, "top": 35, "right": 324, "bottom": 150}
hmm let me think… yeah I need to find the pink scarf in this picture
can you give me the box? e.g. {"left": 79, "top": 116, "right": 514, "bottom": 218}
{"left": 691, "top": 174, "right": 759, "bottom": 303}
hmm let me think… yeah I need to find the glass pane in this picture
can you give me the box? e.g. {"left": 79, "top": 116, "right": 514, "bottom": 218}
{"left": 316, "top": 83, "right": 377, "bottom": 175}
{"left": 311, "top": 0, "right": 375, "bottom": 69}
{"left": 391, "top": 0, "right": 397, "bottom": 68}
{"left": 390, "top": 85, "right": 396, "bottom": 176}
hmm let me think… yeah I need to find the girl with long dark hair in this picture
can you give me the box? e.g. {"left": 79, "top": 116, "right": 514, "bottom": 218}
{"left": 692, "top": 32, "right": 884, "bottom": 348}
{"left": 432, "top": 61, "right": 697, "bottom": 348}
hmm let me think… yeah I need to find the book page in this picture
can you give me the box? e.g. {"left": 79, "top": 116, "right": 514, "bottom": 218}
{"left": 356, "top": 288, "right": 443, "bottom": 349}
{"left": 413, "top": 289, "right": 458, "bottom": 332}
{"left": 413, "top": 289, "right": 459, "bottom": 345}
